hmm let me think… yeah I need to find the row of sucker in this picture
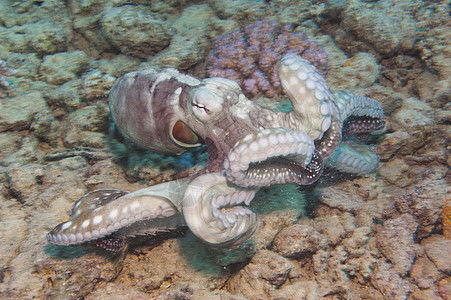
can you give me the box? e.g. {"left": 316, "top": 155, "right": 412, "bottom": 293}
{"left": 182, "top": 172, "right": 259, "bottom": 247}
{"left": 93, "top": 236, "right": 126, "bottom": 252}
{"left": 210, "top": 189, "right": 257, "bottom": 230}
{"left": 315, "top": 102, "right": 343, "bottom": 160}
{"left": 278, "top": 54, "right": 336, "bottom": 140}
{"left": 244, "top": 151, "right": 323, "bottom": 186}
{"left": 333, "top": 91, "right": 384, "bottom": 121}
{"left": 343, "top": 117, "right": 385, "bottom": 137}
{"left": 47, "top": 191, "right": 179, "bottom": 246}
{"left": 223, "top": 128, "right": 315, "bottom": 187}
{"left": 325, "top": 140, "right": 380, "bottom": 174}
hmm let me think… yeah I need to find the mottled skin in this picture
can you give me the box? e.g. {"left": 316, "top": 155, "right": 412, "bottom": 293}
{"left": 47, "top": 54, "right": 384, "bottom": 248}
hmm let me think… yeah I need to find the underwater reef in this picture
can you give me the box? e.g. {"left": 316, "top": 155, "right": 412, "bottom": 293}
{"left": 206, "top": 18, "right": 328, "bottom": 99}
{"left": 0, "top": 0, "right": 450, "bottom": 299}
{"left": 0, "top": 59, "right": 15, "bottom": 98}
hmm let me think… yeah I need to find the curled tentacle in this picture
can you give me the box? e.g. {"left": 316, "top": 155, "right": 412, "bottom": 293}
{"left": 47, "top": 179, "right": 190, "bottom": 246}
{"left": 278, "top": 54, "right": 337, "bottom": 141}
{"left": 333, "top": 91, "right": 384, "bottom": 120}
{"left": 315, "top": 103, "right": 343, "bottom": 160}
{"left": 325, "top": 139, "right": 380, "bottom": 174}
{"left": 223, "top": 128, "right": 323, "bottom": 187}
{"left": 182, "top": 172, "right": 258, "bottom": 247}
{"left": 323, "top": 91, "right": 385, "bottom": 174}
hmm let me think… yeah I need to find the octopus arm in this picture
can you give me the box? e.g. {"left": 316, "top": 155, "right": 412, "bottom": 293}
{"left": 325, "top": 139, "right": 380, "bottom": 174}
{"left": 333, "top": 91, "right": 384, "bottom": 120}
{"left": 223, "top": 128, "right": 321, "bottom": 187}
{"left": 182, "top": 172, "right": 259, "bottom": 247}
{"left": 47, "top": 179, "right": 190, "bottom": 246}
{"left": 278, "top": 54, "right": 337, "bottom": 141}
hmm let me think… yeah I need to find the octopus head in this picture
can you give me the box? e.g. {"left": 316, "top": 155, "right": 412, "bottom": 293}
{"left": 109, "top": 68, "right": 204, "bottom": 154}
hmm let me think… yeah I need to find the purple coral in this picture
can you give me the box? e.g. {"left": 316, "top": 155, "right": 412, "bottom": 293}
{"left": 207, "top": 19, "right": 328, "bottom": 99}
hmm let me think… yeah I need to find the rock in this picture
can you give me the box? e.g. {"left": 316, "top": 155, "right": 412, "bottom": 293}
{"left": 422, "top": 235, "right": 451, "bottom": 273}
{"left": 328, "top": 52, "right": 380, "bottom": 90}
{"left": 413, "top": 70, "right": 440, "bottom": 102}
{"left": 0, "top": 20, "right": 67, "bottom": 55}
{"left": 313, "top": 215, "right": 346, "bottom": 245}
{"left": 312, "top": 245, "right": 350, "bottom": 295}
{"left": 0, "top": 1, "right": 17, "bottom": 27}
{"left": 5, "top": 163, "right": 45, "bottom": 204}
{"left": 378, "top": 158, "right": 414, "bottom": 188}
{"left": 226, "top": 249, "right": 293, "bottom": 298}
{"left": 390, "top": 97, "right": 435, "bottom": 156}
{"left": 343, "top": 226, "right": 372, "bottom": 252}
{"left": 377, "top": 131, "right": 410, "bottom": 160}
{"left": 249, "top": 184, "right": 306, "bottom": 248}
{"left": 380, "top": 54, "right": 423, "bottom": 89}
{"left": 394, "top": 179, "right": 446, "bottom": 239}
{"left": 150, "top": 4, "right": 213, "bottom": 69}
{"left": 271, "top": 281, "right": 319, "bottom": 299}
{"left": 268, "top": 0, "right": 326, "bottom": 24}
{"left": 344, "top": 252, "right": 378, "bottom": 282}
{"left": 429, "top": 79, "right": 451, "bottom": 108}
{"left": 44, "top": 79, "right": 83, "bottom": 112}
{"left": 6, "top": 53, "right": 41, "bottom": 79}
{"left": 24, "top": 19, "right": 67, "bottom": 55}
{"left": 0, "top": 91, "right": 48, "bottom": 132}
{"left": 318, "top": 187, "right": 364, "bottom": 212}
{"left": 443, "top": 197, "right": 451, "bottom": 239}
{"left": 0, "top": 197, "right": 27, "bottom": 268}
{"left": 101, "top": 5, "right": 173, "bottom": 59}
{"left": 39, "top": 51, "right": 88, "bottom": 85}
{"left": 357, "top": 84, "right": 403, "bottom": 116}
{"left": 81, "top": 69, "right": 116, "bottom": 100}
{"left": 340, "top": 0, "right": 416, "bottom": 57}
{"left": 1, "top": 136, "right": 42, "bottom": 166}
{"left": 31, "top": 109, "right": 60, "bottom": 147}
{"left": 62, "top": 102, "right": 109, "bottom": 148}
{"left": 410, "top": 256, "right": 442, "bottom": 289}
{"left": 313, "top": 250, "right": 330, "bottom": 274}
{"left": 208, "top": 0, "right": 266, "bottom": 21}
{"left": 392, "top": 97, "right": 434, "bottom": 131}
{"left": 0, "top": 132, "right": 22, "bottom": 161}
{"left": 371, "top": 261, "right": 411, "bottom": 299}
{"left": 91, "top": 55, "right": 141, "bottom": 78}
{"left": 377, "top": 214, "right": 418, "bottom": 276}
{"left": 273, "top": 224, "right": 329, "bottom": 257}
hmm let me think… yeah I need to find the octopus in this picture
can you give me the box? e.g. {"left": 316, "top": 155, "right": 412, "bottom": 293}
{"left": 47, "top": 54, "right": 384, "bottom": 249}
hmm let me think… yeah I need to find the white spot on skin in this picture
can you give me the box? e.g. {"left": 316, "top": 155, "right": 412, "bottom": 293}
{"left": 109, "top": 209, "right": 118, "bottom": 220}
{"left": 174, "top": 87, "right": 182, "bottom": 95}
{"left": 93, "top": 215, "right": 103, "bottom": 225}
{"left": 61, "top": 221, "right": 72, "bottom": 230}
{"left": 81, "top": 220, "right": 90, "bottom": 228}
{"left": 130, "top": 201, "right": 140, "bottom": 211}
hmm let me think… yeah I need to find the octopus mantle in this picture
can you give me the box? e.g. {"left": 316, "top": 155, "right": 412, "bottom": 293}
{"left": 48, "top": 54, "right": 384, "bottom": 249}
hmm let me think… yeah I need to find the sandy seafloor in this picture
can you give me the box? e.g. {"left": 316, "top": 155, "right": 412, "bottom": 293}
{"left": 0, "top": 0, "right": 450, "bottom": 299}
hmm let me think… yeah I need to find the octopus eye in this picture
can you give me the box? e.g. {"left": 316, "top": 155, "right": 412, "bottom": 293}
{"left": 192, "top": 101, "right": 210, "bottom": 113}
{"left": 170, "top": 120, "right": 202, "bottom": 147}
{"left": 190, "top": 87, "right": 224, "bottom": 122}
